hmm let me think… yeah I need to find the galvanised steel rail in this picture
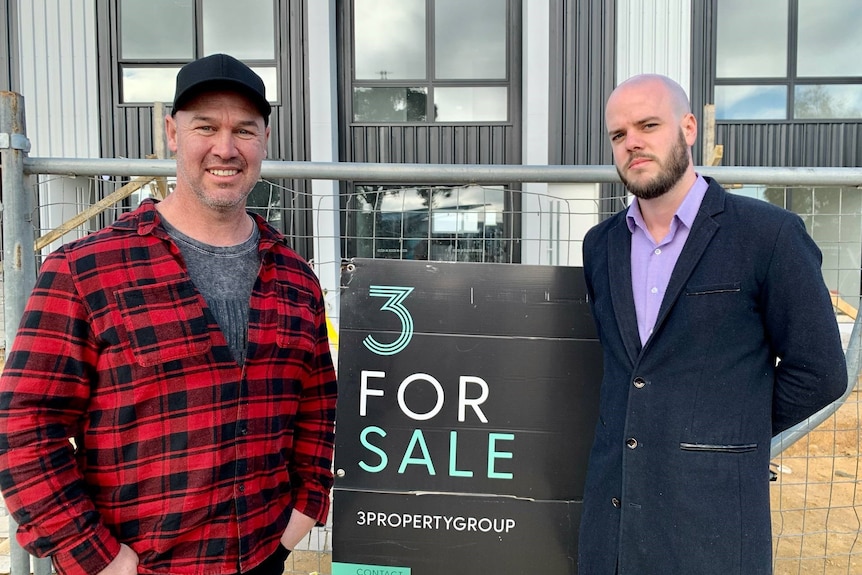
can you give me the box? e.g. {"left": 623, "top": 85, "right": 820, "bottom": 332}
{"left": 22, "top": 157, "right": 862, "bottom": 187}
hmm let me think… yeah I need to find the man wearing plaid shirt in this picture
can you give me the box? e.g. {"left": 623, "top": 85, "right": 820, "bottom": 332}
{"left": 0, "top": 54, "right": 337, "bottom": 575}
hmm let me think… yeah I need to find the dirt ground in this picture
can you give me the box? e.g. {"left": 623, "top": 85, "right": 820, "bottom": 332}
{"left": 770, "top": 385, "right": 861, "bottom": 575}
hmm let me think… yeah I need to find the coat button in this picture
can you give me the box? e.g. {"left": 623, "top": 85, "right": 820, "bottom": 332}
{"left": 632, "top": 377, "right": 646, "bottom": 389}
{"left": 626, "top": 437, "right": 638, "bottom": 449}
{"left": 611, "top": 497, "right": 621, "bottom": 508}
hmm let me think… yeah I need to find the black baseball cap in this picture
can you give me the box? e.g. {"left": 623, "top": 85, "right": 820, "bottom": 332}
{"left": 171, "top": 53, "right": 271, "bottom": 125}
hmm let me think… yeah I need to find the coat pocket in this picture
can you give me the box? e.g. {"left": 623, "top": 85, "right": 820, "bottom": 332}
{"left": 680, "top": 442, "right": 757, "bottom": 453}
{"left": 684, "top": 282, "right": 741, "bottom": 296}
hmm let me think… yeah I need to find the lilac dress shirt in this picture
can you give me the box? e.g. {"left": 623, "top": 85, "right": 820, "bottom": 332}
{"left": 626, "top": 175, "right": 709, "bottom": 345}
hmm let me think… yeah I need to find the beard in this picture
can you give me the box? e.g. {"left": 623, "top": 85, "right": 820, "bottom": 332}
{"left": 618, "top": 130, "right": 690, "bottom": 200}
{"left": 175, "top": 155, "right": 256, "bottom": 213}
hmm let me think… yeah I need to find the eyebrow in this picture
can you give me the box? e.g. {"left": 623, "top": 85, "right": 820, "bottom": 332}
{"left": 633, "top": 115, "right": 662, "bottom": 126}
{"left": 188, "top": 114, "right": 261, "bottom": 128}
{"left": 608, "top": 115, "right": 663, "bottom": 135}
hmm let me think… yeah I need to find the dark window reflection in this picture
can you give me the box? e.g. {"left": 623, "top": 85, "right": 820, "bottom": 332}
{"left": 345, "top": 185, "right": 511, "bottom": 263}
{"left": 353, "top": 87, "right": 428, "bottom": 122}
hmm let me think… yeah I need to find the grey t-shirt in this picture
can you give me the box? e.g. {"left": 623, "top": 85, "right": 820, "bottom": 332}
{"left": 161, "top": 217, "right": 260, "bottom": 366}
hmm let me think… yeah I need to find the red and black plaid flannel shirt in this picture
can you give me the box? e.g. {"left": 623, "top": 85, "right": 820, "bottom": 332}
{"left": 0, "top": 200, "right": 337, "bottom": 575}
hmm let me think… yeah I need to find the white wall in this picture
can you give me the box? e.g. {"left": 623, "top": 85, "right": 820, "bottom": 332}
{"left": 615, "top": 0, "right": 692, "bottom": 95}
{"left": 521, "top": 1, "right": 600, "bottom": 267}
{"left": 19, "top": 0, "right": 100, "bottom": 157}
{"left": 17, "top": 0, "right": 100, "bottom": 252}
{"left": 306, "top": 1, "right": 343, "bottom": 324}
{"left": 522, "top": 0, "right": 550, "bottom": 171}
{"left": 521, "top": 0, "right": 552, "bottom": 265}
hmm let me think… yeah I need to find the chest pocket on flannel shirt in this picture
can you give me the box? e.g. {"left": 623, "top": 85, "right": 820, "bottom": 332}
{"left": 276, "top": 283, "right": 317, "bottom": 352}
{"left": 115, "top": 279, "right": 212, "bottom": 367}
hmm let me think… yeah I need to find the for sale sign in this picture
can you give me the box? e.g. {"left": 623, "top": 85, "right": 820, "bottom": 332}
{"left": 333, "top": 259, "right": 601, "bottom": 575}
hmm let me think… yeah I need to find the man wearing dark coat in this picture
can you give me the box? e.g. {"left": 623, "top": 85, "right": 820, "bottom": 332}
{"left": 578, "top": 74, "right": 847, "bottom": 575}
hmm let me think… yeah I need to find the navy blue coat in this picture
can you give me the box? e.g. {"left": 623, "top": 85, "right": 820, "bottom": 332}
{"left": 578, "top": 178, "right": 847, "bottom": 575}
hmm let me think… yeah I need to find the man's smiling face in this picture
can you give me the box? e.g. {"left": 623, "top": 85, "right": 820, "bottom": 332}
{"left": 167, "top": 90, "right": 270, "bottom": 212}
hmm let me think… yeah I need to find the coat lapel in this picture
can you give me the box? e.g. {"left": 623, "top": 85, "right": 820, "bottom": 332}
{"left": 650, "top": 181, "right": 726, "bottom": 347}
{"left": 607, "top": 217, "right": 642, "bottom": 363}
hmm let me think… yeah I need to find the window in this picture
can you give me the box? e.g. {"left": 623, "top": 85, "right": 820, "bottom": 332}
{"left": 343, "top": 185, "right": 515, "bottom": 263}
{"left": 118, "top": 0, "right": 278, "bottom": 105}
{"left": 350, "top": 0, "right": 511, "bottom": 123}
{"left": 715, "top": 0, "right": 862, "bottom": 120}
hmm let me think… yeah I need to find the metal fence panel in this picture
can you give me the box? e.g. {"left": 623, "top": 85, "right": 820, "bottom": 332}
{"left": 1, "top": 157, "right": 861, "bottom": 575}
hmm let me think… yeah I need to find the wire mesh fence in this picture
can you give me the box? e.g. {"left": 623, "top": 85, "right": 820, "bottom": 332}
{"left": 0, "top": 168, "right": 860, "bottom": 575}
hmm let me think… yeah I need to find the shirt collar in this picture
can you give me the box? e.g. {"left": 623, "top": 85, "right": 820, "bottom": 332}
{"left": 110, "top": 198, "right": 288, "bottom": 249}
{"left": 626, "top": 174, "right": 709, "bottom": 234}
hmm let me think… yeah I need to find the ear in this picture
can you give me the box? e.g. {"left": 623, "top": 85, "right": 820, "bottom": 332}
{"left": 682, "top": 112, "right": 698, "bottom": 146}
{"left": 166, "top": 114, "right": 179, "bottom": 153}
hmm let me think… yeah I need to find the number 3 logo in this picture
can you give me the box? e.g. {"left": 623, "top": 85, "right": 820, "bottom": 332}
{"left": 363, "top": 285, "right": 415, "bottom": 356}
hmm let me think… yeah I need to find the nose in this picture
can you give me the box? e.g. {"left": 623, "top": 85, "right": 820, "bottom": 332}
{"left": 211, "top": 130, "right": 239, "bottom": 159}
{"left": 623, "top": 131, "right": 644, "bottom": 151}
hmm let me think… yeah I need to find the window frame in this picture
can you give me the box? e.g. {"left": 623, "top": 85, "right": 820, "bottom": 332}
{"left": 347, "top": 0, "right": 516, "bottom": 125}
{"left": 713, "top": 0, "right": 862, "bottom": 122}
{"left": 115, "top": 0, "right": 280, "bottom": 108}
{"left": 342, "top": 183, "right": 520, "bottom": 263}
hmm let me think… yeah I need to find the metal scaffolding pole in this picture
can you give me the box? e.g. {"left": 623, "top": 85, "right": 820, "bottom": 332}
{"left": 1, "top": 92, "right": 49, "bottom": 575}
{"left": 21, "top": 156, "right": 862, "bottom": 187}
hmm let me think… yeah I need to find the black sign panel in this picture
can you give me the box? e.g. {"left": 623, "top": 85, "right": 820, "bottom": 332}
{"left": 333, "top": 259, "right": 601, "bottom": 575}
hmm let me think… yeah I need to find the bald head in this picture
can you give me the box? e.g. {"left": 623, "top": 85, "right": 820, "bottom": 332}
{"left": 608, "top": 74, "right": 691, "bottom": 120}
